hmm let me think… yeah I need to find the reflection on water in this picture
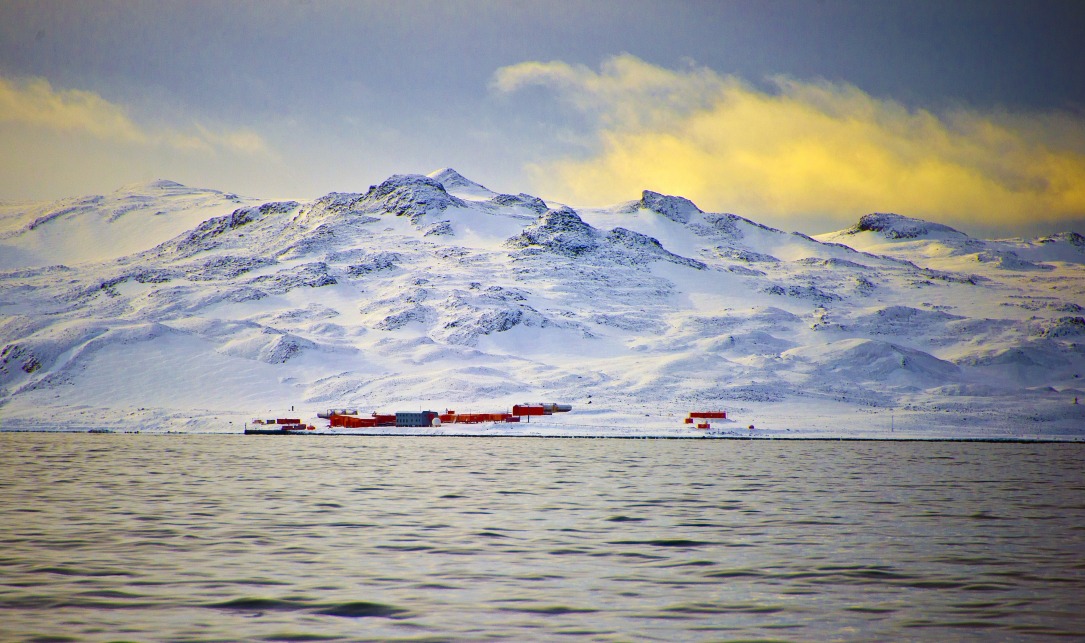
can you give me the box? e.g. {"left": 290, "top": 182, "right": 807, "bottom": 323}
{"left": 1, "top": 434, "right": 1083, "bottom": 641}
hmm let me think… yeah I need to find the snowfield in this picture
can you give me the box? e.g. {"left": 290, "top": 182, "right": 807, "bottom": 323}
{"left": 1, "top": 170, "right": 1083, "bottom": 438}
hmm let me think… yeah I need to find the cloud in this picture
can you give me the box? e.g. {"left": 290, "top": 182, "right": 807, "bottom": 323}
{"left": 493, "top": 54, "right": 1085, "bottom": 232}
{"left": 0, "top": 76, "right": 147, "bottom": 143}
{"left": 0, "top": 75, "right": 271, "bottom": 157}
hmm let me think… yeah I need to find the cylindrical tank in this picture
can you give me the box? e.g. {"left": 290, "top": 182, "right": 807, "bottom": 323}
{"left": 541, "top": 403, "right": 573, "bottom": 413}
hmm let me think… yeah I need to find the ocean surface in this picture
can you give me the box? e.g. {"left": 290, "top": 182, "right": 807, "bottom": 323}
{"left": 1, "top": 434, "right": 1083, "bottom": 642}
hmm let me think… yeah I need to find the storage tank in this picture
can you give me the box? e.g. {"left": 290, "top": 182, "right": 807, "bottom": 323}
{"left": 541, "top": 403, "right": 572, "bottom": 413}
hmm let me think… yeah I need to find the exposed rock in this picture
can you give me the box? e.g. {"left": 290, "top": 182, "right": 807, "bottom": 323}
{"left": 423, "top": 220, "right": 454, "bottom": 237}
{"left": 181, "top": 255, "right": 275, "bottom": 281}
{"left": 248, "top": 262, "right": 336, "bottom": 293}
{"left": 974, "top": 250, "right": 1052, "bottom": 271}
{"left": 605, "top": 227, "right": 705, "bottom": 269}
{"left": 1041, "top": 316, "right": 1085, "bottom": 338}
{"left": 505, "top": 206, "right": 601, "bottom": 257}
{"left": 851, "top": 212, "right": 967, "bottom": 239}
{"left": 626, "top": 190, "right": 702, "bottom": 224}
{"left": 162, "top": 201, "right": 297, "bottom": 256}
{"left": 490, "top": 193, "right": 549, "bottom": 214}
{"left": 347, "top": 252, "right": 401, "bottom": 276}
{"left": 359, "top": 174, "right": 466, "bottom": 222}
{"left": 714, "top": 247, "right": 779, "bottom": 263}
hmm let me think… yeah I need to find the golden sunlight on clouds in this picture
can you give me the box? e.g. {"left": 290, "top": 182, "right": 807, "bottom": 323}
{"left": 0, "top": 76, "right": 270, "bottom": 157}
{"left": 494, "top": 55, "right": 1085, "bottom": 231}
{"left": 0, "top": 76, "right": 147, "bottom": 143}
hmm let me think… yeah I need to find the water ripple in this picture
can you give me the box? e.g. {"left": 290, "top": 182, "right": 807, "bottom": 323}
{"left": 1, "top": 434, "right": 1083, "bottom": 641}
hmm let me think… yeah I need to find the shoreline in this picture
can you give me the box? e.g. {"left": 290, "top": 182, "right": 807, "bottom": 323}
{"left": 243, "top": 431, "right": 1085, "bottom": 443}
{"left": 1, "top": 428, "right": 1081, "bottom": 443}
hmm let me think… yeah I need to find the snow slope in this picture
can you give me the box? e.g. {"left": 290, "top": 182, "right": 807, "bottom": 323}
{"left": 0, "top": 180, "right": 255, "bottom": 270}
{"left": 1, "top": 174, "right": 1083, "bottom": 438}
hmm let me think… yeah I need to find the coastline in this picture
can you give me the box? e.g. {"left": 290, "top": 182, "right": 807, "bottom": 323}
{"left": 1, "top": 426, "right": 1081, "bottom": 443}
{"left": 3, "top": 401, "right": 1081, "bottom": 442}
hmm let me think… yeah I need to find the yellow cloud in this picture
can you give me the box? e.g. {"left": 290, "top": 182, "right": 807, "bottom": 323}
{"left": 495, "top": 55, "right": 1085, "bottom": 231}
{"left": 194, "top": 125, "right": 270, "bottom": 156}
{"left": 0, "top": 76, "right": 147, "bottom": 143}
{"left": 0, "top": 75, "right": 270, "bottom": 157}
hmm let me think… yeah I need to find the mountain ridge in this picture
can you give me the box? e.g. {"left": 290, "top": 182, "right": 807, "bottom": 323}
{"left": 1, "top": 169, "right": 1082, "bottom": 437}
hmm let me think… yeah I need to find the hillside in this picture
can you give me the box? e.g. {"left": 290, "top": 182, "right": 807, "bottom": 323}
{"left": 1, "top": 169, "right": 1083, "bottom": 437}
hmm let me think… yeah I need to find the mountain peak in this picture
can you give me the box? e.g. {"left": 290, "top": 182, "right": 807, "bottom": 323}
{"left": 426, "top": 168, "right": 494, "bottom": 198}
{"left": 1039, "top": 231, "right": 1085, "bottom": 247}
{"left": 114, "top": 179, "right": 192, "bottom": 194}
{"left": 628, "top": 190, "right": 702, "bottom": 224}
{"left": 361, "top": 173, "right": 466, "bottom": 221}
{"left": 851, "top": 212, "right": 967, "bottom": 240}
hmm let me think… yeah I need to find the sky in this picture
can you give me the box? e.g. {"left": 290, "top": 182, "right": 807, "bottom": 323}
{"left": 2, "top": 0, "right": 1085, "bottom": 236}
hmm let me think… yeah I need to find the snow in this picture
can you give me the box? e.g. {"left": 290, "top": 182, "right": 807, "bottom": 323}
{"left": 850, "top": 212, "right": 969, "bottom": 240}
{"left": 1, "top": 172, "right": 1084, "bottom": 439}
{"left": 0, "top": 181, "right": 253, "bottom": 270}
{"left": 427, "top": 167, "right": 498, "bottom": 200}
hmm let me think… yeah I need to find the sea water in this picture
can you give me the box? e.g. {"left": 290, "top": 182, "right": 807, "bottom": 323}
{"left": 1, "top": 434, "right": 1083, "bottom": 641}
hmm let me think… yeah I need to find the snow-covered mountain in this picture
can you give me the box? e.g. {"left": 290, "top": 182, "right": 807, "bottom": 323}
{"left": 1, "top": 169, "right": 1083, "bottom": 436}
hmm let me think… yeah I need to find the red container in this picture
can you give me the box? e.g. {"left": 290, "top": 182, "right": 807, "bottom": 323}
{"left": 689, "top": 411, "right": 726, "bottom": 419}
{"left": 513, "top": 405, "right": 546, "bottom": 416}
{"left": 331, "top": 415, "right": 380, "bottom": 428}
